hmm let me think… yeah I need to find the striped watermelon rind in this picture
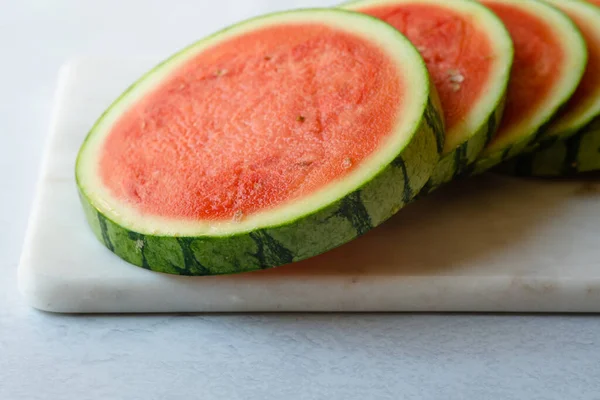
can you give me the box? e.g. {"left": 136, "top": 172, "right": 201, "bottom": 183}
{"left": 496, "top": 116, "right": 600, "bottom": 176}
{"left": 76, "top": 9, "right": 442, "bottom": 275}
{"left": 427, "top": 96, "right": 506, "bottom": 188}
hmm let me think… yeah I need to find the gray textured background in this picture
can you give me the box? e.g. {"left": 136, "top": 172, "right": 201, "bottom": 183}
{"left": 2, "top": 1, "right": 600, "bottom": 398}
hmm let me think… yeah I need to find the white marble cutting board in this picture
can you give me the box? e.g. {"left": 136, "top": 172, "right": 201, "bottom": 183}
{"left": 18, "top": 57, "right": 600, "bottom": 313}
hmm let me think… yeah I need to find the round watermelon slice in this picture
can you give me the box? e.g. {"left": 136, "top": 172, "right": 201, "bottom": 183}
{"left": 473, "top": 0, "right": 588, "bottom": 173}
{"left": 541, "top": 0, "right": 600, "bottom": 139}
{"left": 75, "top": 9, "right": 442, "bottom": 275}
{"left": 497, "top": 0, "right": 600, "bottom": 176}
{"left": 343, "top": 0, "right": 514, "bottom": 189}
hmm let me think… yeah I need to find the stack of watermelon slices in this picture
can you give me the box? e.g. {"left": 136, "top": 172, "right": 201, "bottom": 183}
{"left": 497, "top": 0, "right": 600, "bottom": 176}
{"left": 75, "top": 0, "right": 600, "bottom": 275}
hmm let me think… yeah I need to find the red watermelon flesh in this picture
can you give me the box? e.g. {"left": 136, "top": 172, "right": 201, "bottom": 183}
{"left": 547, "top": 0, "right": 600, "bottom": 133}
{"left": 99, "top": 24, "right": 404, "bottom": 221}
{"left": 357, "top": 3, "right": 494, "bottom": 151}
{"left": 481, "top": 1, "right": 566, "bottom": 149}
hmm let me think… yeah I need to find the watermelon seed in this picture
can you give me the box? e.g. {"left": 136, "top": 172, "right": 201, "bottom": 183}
{"left": 215, "top": 69, "right": 228, "bottom": 77}
{"left": 264, "top": 55, "right": 272, "bottom": 61}
{"left": 448, "top": 70, "right": 464, "bottom": 89}
{"left": 447, "top": 69, "right": 463, "bottom": 92}
{"left": 297, "top": 115, "right": 306, "bottom": 122}
{"left": 135, "top": 239, "right": 144, "bottom": 251}
{"left": 233, "top": 210, "right": 244, "bottom": 222}
{"left": 343, "top": 157, "right": 353, "bottom": 169}
{"left": 297, "top": 153, "right": 316, "bottom": 167}
{"left": 449, "top": 73, "right": 464, "bottom": 84}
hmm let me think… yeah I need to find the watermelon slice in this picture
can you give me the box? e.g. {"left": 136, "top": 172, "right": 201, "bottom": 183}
{"left": 540, "top": 0, "right": 600, "bottom": 139}
{"left": 473, "top": 0, "right": 588, "bottom": 173}
{"left": 343, "top": 0, "right": 513, "bottom": 189}
{"left": 497, "top": 0, "right": 600, "bottom": 176}
{"left": 75, "top": 9, "right": 442, "bottom": 275}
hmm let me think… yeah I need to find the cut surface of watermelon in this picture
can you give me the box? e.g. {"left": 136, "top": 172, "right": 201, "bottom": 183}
{"left": 344, "top": 0, "right": 513, "bottom": 186}
{"left": 474, "top": 0, "right": 587, "bottom": 172}
{"left": 76, "top": 9, "right": 441, "bottom": 275}
{"left": 540, "top": 0, "right": 600, "bottom": 139}
{"left": 100, "top": 26, "right": 404, "bottom": 222}
{"left": 495, "top": 0, "right": 600, "bottom": 176}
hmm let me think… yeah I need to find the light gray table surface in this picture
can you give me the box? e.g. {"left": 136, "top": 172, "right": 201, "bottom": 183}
{"left": 2, "top": 1, "right": 600, "bottom": 399}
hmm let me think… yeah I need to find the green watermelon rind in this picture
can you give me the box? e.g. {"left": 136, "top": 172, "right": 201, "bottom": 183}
{"left": 495, "top": 116, "right": 600, "bottom": 176}
{"left": 426, "top": 96, "right": 506, "bottom": 188}
{"left": 75, "top": 9, "right": 442, "bottom": 276}
{"left": 472, "top": 0, "right": 588, "bottom": 175}
{"left": 341, "top": 0, "right": 514, "bottom": 190}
